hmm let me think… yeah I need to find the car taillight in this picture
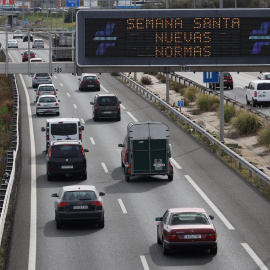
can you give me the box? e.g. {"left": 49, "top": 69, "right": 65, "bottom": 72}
{"left": 81, "top": 146, "right": 85, "bottom": 157}
{"left": 168, "top": 234, "right": 177, "bottom": 240}
{"left": 58, "top": 202, "right": 69, "bottom": 207}
{"left": 91, "top": 201, "right": 102, "bottom": 206}
{"left": 94, "top": 104, "right": 97, "bottom": 111}
{"left": 34, "top": 77, "right": 38, "bottom": 80}
{"left": 127, "top": 164, "right": 131, "bottom": 174}
{"left": 55, "top": 102, "right": 59, "bottom": 106}
{"left": 206, "top": 233, "right": 217, "bottom": 240}
{"left": 79, "top": 128, "right": 82, "bottom": 140}
{"left": 81, "top": 80, "right": 86, "bottom": 83}
{"left": 46, "top": 130, "right": 49, "bottom": 140}
{"left": 48, "top": 147, "right": 52, "bottom": 158}
{"left": 118, "top": 103, "right": 120, "bottom": 111}
{"left": 254, "top": 91, "right": 257, "bottom": 97}
{"left": 47, "top": 77, "right": 51, "bottom": 79}
{"left": 36, "top": 103, "right": 41, "bottom": 106}
{"left": 94, "top": 80, "right": 99, "bottom": 83}
{"left": 169, "top": 162, "right": 173, "bottom": 172}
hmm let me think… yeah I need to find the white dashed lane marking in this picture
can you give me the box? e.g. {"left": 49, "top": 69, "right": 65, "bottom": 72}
{"left": 170, "top": 158, "right": 182, "bottom": 169}
{"left": 73, "top": 104, "right": 77, "bottom": 109}
{"left": 118, "top": 199, "right": 127, "bottom": 214}
{"left": 90, "top": 137, "right": 95, "bottom": 145}
{"left": 140, "top": 256, "right": 150, "bottom": 270}
{"left": 101, "top": 163, "right": 108, "bottom": 173}
{"left": 127, "top": 112, "right": 138, "bottom": 122}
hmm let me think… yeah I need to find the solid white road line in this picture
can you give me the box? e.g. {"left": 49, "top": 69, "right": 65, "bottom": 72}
{"left": 241, "top": 243, "right": 269, "bottom": 270}
{"left": 118, "top": 199, "right": 127, "bottom": 214}
{"left": 101, "top": 163, "right": 108, "bottom": 173}
{"left": 20, "top": 74, "right": 37, "bottom": 270}
{"left": 73, "top": 104, "right": 77, "bottom": 109}
{"left": 185, "top": 175, "right": 235, "bottom": 230}
{"left": 66, "top": 93, "right": 70, "bottom": 97}
{"left": 140, "top": 256, "right": 150, "bottom": 270}
{"left": 80, "top": 118, "right": 85, "bottom": 124}
{"left": 101, "top": 85, "right": 109, "bottom": 93}
{"left": 170, "top": 157, "right": 182, "bottom": 169}
{"left": 120, "top": 104, "right": 126, "bottom": 110}
{"left": 127, "top": 111, "right": 138, "bottom": 122}
{"left": 90, "top": 137, "right": 95, "bottom": 145}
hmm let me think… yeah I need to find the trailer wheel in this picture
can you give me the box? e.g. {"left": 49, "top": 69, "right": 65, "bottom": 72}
{"left": 168, "top": 175, "right": 173, "bottom": 181}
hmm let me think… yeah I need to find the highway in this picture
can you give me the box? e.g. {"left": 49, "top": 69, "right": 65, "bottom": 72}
{"left": 1, "top": 35, "right": 270, "bottom": 270}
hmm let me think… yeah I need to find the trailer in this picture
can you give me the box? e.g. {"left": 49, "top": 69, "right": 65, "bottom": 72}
{"left": 51, "top": 33, "right": 73, "bottom": 61}
{"left": 118, "top": 122, "right": 173, "bottom": 182}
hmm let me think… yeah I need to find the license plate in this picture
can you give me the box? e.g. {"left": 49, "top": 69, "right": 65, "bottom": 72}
{"left": 73, "top": 205, "right": 88, "bottom": 210}
{"left": 103, "top": 111, "right": 112, "bottom": 114}
{"left": 61, "top": 165, "right": 73, "bottom": 169}
{"left": 88, "top": 85, "right": 94, "bottom": 87}
{"left": 184, "top": 235, "right": 201, "bottom": 239}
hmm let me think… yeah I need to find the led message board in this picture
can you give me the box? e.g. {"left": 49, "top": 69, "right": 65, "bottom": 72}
{"left": 76, "top": 9, "right": 270, "bottom": 68}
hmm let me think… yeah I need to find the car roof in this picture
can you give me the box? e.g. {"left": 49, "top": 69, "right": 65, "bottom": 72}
{"left": 51, "top": 140, "right": 82, "bottom": 146}
{"left": 30, "top": 58, "right": 43, "bottom": 62}
{"left": 34, "top": 73, "right": 50, "bottom": 76}
{"left": 62, "top": 185, "right": 97, "bottom": 192}
{"left": 38, "top": 84, "right": 55, "bottom": 87}
{"left": 96, "top": 93, "right": 117, "bottom": 98}
{"left": 82, "top": 73, "right": 97, "bottom": 77}
{"left": 37, "top": 94, "right": 57, "bottom": 99}
{"left": 252, "top": 80, "right": 270, "bottom": 84}
{"left": 168, "top": 208, "right": 206, "bottom": 213}
{"left": 46, "top": 118, "right": 80, "bottom": 123}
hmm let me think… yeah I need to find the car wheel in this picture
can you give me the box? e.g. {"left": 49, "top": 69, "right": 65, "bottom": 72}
{"left": 82, "top": 172, "right": 87, "bottom": 180}
{"left": 157, "top": 231, "right": 162, "bottom": 245}
{"left": 162, "top": 238, "right": 170, "bottom": 255}
{"left": 230, "top": 85, "right": 233, "bottom": 89}
{"left": 56, "top": 112, "right": 60, "bottom": 116}
{"left": 98, "top": 218, "right": 105, "bottom": 228}
{"left": 125, "top": 173, "right": 130, "bottom": 182}
{"left": 93, "top": 116, "right": 98, "bottom": 122}
{"left": 36, "top": 112, "right": 39, "bottom": 117}
{"left": 117, "top": 116, "right": 121, "bottom": 121}
{"left": 246, "top": 96, "right": 250, "bottom": 105}
{"left": 121, "top": 159, "right": 124, "bottom": 168}
{"left": 56, "top": 219, "right": 63, "bottom": 230}
{"left": 251, "top": 98, "right": 257, "bottom": 107}
{"left": 168, "top": 175, "right": 173, "bottom": 181}
{"left": 209, "top": 245, "right": 217, "bottom": 255}
{"left": 47, "top": 172, "right": 52, "bottom": 181}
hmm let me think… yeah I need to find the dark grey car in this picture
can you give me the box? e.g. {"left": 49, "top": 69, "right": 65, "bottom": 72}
{"left": 90, "top": 94, "right": 121, "bottom": 121}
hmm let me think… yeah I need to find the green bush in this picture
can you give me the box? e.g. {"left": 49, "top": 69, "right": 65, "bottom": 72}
{"left": 140, "top": 75, "right": 153, "bottom": 85}
{"left": 217, "top": 104, "right": 237, "bottom": 123}
{"left": 196, "top": 94, "right": 219, "bottom": 111}
{"left": 156, "top": 73, "right": 166, "bottom": 83}
{"left": 184, "top": 87, "right": 199, "bottom": 103}
{"left": 231, "top": 110, "right": 262, "bottom": 135}
{"left": 170, "top": 81, "right": 185, "bottom": 94}
{"left": 258, "top": 125, "right": 270, "bottom": 148}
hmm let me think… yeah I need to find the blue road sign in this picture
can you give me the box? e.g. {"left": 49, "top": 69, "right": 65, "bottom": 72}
{"left": 66, "top": 0, "right": 79, "bottom": 7}
{"left": 203, "top": 72, "right": 219, "bottom": 83}
{"left": 177, "top": 100, "right": 184, "bottom": 107}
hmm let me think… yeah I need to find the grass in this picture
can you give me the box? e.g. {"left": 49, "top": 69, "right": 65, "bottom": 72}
{"left": 257, "top": 125, "right": 270, "bottom": 150}
{"left": 196, "top": 93, "right": 220, "bottom": 111}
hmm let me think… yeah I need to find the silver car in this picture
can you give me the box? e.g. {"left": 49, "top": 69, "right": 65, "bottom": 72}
{"left": 32, "top": 39, "right": 44, "bottom": 48}
{"left": 7, "top": 39, "right": 18, "bottom": 48}
{"left": 36, "top": 94, "right": 60, "bottom": 116}
{"left": 32, "top": 73, "right": 52, "bottom": 88}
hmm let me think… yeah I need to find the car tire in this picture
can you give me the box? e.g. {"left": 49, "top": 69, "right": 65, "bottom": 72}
{"left": 82, "top": 172, "right": 87, "bottom": 180}
{"left": 56, "top": 219, "right": 63, "bottom": 230}
{"left": 157, "top": 231, "right": 162, "bottom": 245}
{"left": 168, "top": 175, "right": 173, "bottom": 181}
{"left": 98, "top": 218, "right": 105, "bottom": 228}
{"left": 209, "top": 246, "right": 217, "bottom": 255}
{"left": 125, "top": 174, "right": 130, "bottom": 182}
{"left": 117, "top": 116, "right": 121, "bottom": 121}
{"left": 36, "top": 112, "right": 39, "bottom": 117}
{"left": 246, "top": 96, "right": 250, "bottom": 105}
{"left": 251, "top": 98, "right": 257, "bottom": 107}
{"left": 162, "top": 238, "right": 170, "bottom": 255}
{"left": 230, "top": 85, "right": 233, "bottom": 89}
{"left": 56, "top": 112, "right": 60, "bottom": 116}
{"left": 93, "top": 116, "right": 98, "bottom": 122}
{"left": 32, "top": 84, "right": 36, "bottom": 88}
{"left": 47, "top": 172, "right": 52, "bottom": 181}
{"left": 121, "top": 159, "right": 124, "bottom": 168}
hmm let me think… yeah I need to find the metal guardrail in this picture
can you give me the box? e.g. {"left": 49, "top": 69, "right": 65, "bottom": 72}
{"left": 119, "top": 72, "right": 270, "bottom": 187}
{"left": 0, "top": 51, "right": 19, "bottom": 245}
{"left": 168, "top": 72, "right": 270, "bottom": 122}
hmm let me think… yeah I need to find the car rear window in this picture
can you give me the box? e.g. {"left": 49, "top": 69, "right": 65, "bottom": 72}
{"left": 51, "top": 145, "right": 83, "bottom": 158}
{"left": 97, "top": 97, "right": 117, "bottom": 106}
{"left": 36, "top": 73, "right": 49, "bottom": 77}
{"left": 63, "top": 191, "right": 97, "bottom": 200}
{"left": 257, "top": 83, "right": 270, "bottom": 90}
{"left": 223, "top": 73, "right": 231, "bottom": 77}
{"left": 39, "top": 97, "right": 56, "bottom": 103}
{"left": 83, "top": 76, "right": 97, "bottom": 80}
{"left": 170, "top": 212, "right": 209, "bottom": 225}
{"left": 51, "top": 123, "right": 77, "bottom": 136}
{"left": 39, "top": 86, "right": 54, "bottom": 91}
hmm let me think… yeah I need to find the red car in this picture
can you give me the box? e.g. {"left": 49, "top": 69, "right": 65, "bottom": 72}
{"left": 209, "top": 72, "right": 233, "bottom": 89}
{"left": 156, "top": 208, "right": 217, "bottom": 255}
{"left": 22, "top": 50, "right": 36, "bottom": 62}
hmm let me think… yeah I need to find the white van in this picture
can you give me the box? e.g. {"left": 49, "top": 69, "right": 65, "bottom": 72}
{"left": 41, "top": 118, "right": 84, "bottom": 150}
{"left": 246, "top": 80, "right": 270, "bottom": 107}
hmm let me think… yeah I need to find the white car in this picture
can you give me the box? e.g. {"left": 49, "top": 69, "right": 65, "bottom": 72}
{"left": 13, "top": 30, "right": 23, "bottom": 39}
{"left": 257, "top": 73, "right": 270, "bottom": 80}
{"left": 36, "top": 94, "right": 60, "bottom": 116}
{"left": 7, "top": 39, "right": 18, "bottom": 48}
{"left": 32, "top": 39, "right": 44, "bottom": 48}
{"left": 246, "top": 80, "right": 270, "bottom": 107}
{"left": 30, "top": 57, "right": 43, "bottom": 63}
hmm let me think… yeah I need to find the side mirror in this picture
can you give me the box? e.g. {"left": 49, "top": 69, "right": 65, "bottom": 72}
{"left": 155, "top": 217, "right": 162, "bottom": 221}
{"left": 118, "top": 143, "right": 123, "bottom": 147}
{"left": 84, "top": 149, "right": 89, "bottom": 152}
{"left": 209, "top": 215, "right": 214, "bottom": 220}
{"left": 257, "top": 77, "right": 260, "bottom": 79}
{"left": 99, "top": 192, "right": 105, "bottom": 196}
{"left": 51, "top": 193, "right": 58, "bottom": 197}
{"left": 81, "top": 126, "right": 84, "bottom": 131}
{"left": 119, "top": 101, "right": 121, "bottom": 104}
{"left": 56, "top": 89, "right": 58, "bottom": 91}
{"left": 34, "top": 89, "right": 37, "bottom": 91}
{"left": 42, "top": 150, "right": 47, "bottom": 154}
{"left": 41, "top": 127, "right": 45, "bottom": 132}
{"left": 90, "top": 102, "right": 94, "bottom": 105}
{"left": 58, "top": 100, "right": 60, "bottom": 102}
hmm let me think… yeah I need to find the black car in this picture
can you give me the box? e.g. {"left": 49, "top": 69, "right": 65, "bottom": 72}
{"left": 23, "top": 34, "right": 33, "bottom": 42}
{"left": 90, "top": 94, "right": 121, "bottom": 121}
{"left": 78, "top": 73, "right": 100, "bottom": 91}
{"left": 52, "top": 185, "right": 105, "bottom": 229}
{"left": 44, "top": 140, "right": 89, "bottom": 181}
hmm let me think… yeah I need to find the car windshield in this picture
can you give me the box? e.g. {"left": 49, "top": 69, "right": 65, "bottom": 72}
{"left": 39, "top": 86, "right": 54, "bottom": 91}
{"left": 97, "top": 97, "right": 117, "bottom": 106}
{"left": 257, "top": 83, "right": 270, "bottom": 90}
{"left": 51, "top": 123, "right": 77, "bottom": 135}
{"left": 63, "top": 191, "right": 97, "bottom": 201}
{"left": 50, "top": 145, "right": 83, "bottom": 158}
{"left": 39, "top": 97, "right": 56, "bottom": 103}
{"left": 170, "top": 212, "right": 210, "bottom": 225}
